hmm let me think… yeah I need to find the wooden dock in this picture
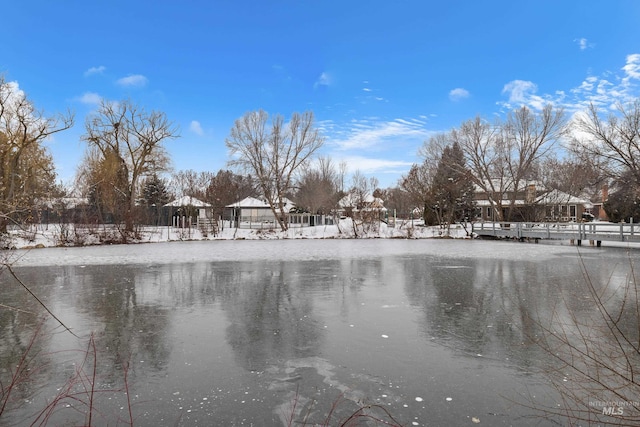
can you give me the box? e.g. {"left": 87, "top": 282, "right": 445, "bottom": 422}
{"left": 472, "top": 222, "right": 640, "bottom": 246}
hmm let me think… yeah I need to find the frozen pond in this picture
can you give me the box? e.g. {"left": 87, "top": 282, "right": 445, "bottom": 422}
{"left": 1, "top": 239, "right": 637, "bottom": 425}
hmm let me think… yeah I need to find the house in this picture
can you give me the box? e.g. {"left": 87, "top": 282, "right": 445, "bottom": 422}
{"left": 35, "top": 197, "right": 91, "bottom": 224}
{"left": 225, "top": 196, "right": 335, "bottom": 228}
{"left": 164, "top": 196, "right": 213, "bottom": 228}
{"left": 535, "top": 189, "right": 592, "bottom": 222}
{"left": 226, "top": 196, "right": 295, "bottom": 229}
{"left": 589, "top": 183, "right": 609, "bottom": 221}
{"left": 337, "top": 192, "right": 387, "bottom": 219}
{"left": 474, "top": 180, "right": 592, "bottom": 222}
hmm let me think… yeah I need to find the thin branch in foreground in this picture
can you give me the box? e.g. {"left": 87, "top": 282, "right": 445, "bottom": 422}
{"left": 6, "top": 264, "right": 79, "bottom": 338}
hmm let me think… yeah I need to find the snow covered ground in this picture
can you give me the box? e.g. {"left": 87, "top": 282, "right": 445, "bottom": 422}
{"left": 3, "top": 219, "right": 472, "bottom": 249}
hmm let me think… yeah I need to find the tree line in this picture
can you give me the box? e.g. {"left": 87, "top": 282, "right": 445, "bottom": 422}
{"left": 404, "top": 102, "right": 640, "bottom": 225}
{"left": 2, "top": 74, "right": 640, "bottom": 239}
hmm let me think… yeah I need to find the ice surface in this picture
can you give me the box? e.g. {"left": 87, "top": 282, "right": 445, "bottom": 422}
{"left": 13, "top": 236, "right": 587, "bottom": 267}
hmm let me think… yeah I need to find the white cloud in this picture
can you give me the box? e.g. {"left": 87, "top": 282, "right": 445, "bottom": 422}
{"left": 574, "top": 38, "right": 592, "bottom": 51}
{"left": 116, "top": 74, "right": 148, "bottom": 87}
{"left": 622, "top": 53, "right": 640, "bottom": 83}
{"left": 314, "top": 72, "right": 331, "bottom": 89}
{"left": 560, "top": 53, "right": 640, "bottom": 111}
{"left": 500, "top": 80, "right": 548, "bottom": 110}
{"left": 0, "top": 81, "right": 26, "bottom": 112}
{"left": 497, "top": 54, "right": 640, "bottom": 114}
{"left": 78, "top": 92, "right": 102, "bottom": 105}
{"left": 84, "top": 66, "right": 106, "bottom": 77}
{"left": 189, "top": 120, "right": 204, "bottom": 136}
{"left": 502, "top": 80, "right": 537, "bottom": 103}
{"left": 449, "top": 88, "right": 470, "bottom": 101}
{"left": 363, "top": 87, "right": 372, "bottom": 92}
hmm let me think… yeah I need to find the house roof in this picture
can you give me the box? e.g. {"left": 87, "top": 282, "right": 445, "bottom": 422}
{"left": 535, "top": 189, "right": 590, "bottom": 205}
{"left": 164, "top": 196, "right": 211, "bottom": 207}
{"left": 476, "top": 189, "right": 590, "bottom": 207}
{"left": 473, "top": 179, "right": 545, "bottom": 193}
{"left": 226, "top": 196, "right": 270, "bottom": 208}
{"left": 226, "top": 196, "right": 295, "bottom": 211}
{"left": 39, "top": 197, "right": 89, "bottom": 209}
{"left": 338, "top": 193, "right": 387, "bottom": 211}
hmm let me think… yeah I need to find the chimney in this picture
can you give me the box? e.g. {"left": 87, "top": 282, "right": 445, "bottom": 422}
{"left": 526, "top": 183, "right": 536, "bottom": 203}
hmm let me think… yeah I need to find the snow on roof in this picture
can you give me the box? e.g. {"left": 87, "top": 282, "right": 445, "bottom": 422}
{"left": 476, "top": 189, "right": 590, "bottom": 207}
{"left": 226, "top": 196, "right": 295, "bottom": 210}
{"left": 39, "top": 197, "right": 89, "bottom": 209}
{"left": 226, "top": 196, "right": 270, "bottom": 208}
{"left": 338, "top": 193, "right": 386, "bottom": 210}
{"left": 164, "top": 196, "right": 211, "bottom": 207}
{"left": 536, "top": 189, "right": 590, "bottom": 205}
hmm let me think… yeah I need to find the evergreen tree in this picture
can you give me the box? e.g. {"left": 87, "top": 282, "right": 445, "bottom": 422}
{"left": 141, "top": 173, "right": 171, "bottom": 207}
{"left": 603, "top": 170, "right": 640, "bottom": 223}
{"left": 141, "top": 173, "right": 171, "bottom": 225}
{"left": 430, "top": 142, "right": 475, "bottom": 233}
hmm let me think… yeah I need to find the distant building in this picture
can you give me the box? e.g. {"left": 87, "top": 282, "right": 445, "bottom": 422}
{"left": 164, "top": 196, "right": 212, "bottom": 228}
{"left": 474, "top": 180, "right": 593, "bottom": 222}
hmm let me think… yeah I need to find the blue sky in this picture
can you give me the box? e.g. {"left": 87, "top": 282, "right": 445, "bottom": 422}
{"left": 3, "top": 1, "right": 640, "bottom": 188}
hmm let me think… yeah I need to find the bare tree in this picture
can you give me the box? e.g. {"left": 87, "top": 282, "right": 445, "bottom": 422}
{"left": 340, "top": 171, "right": 382, "bottom": 236}
{"left": 204, "top": 169, "right": 257, "bottom": 220}
{"left": 294, "top": 156, "right": 340, "bottom": 215}
{"left": 169, "top": 169, "right": 214, "bottom": 201}
{"left": 226, "top": 110, "right": 324, "bottom": 231}
{"left": 572, "top": 100, "right": 640, "bottom": 186}
{"left": 81, "top": 100, "right": 177, "bottom": 232}
{"left": 0, "top": 76, "right": 74, "bottom": 233}
{"left": 454, "top": 105, "right": 566, "bottom": 221}
{"left": 77, "top": 146, "right": 129, "bottom": 226}
{"left": 379, "top": 186, "right": 412, "bottom": 221}
{"left": 401, "top": 163, "right": 432, "bottom": 222}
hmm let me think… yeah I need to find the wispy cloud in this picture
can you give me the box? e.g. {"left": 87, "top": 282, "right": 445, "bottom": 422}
{"left": 189, "top": 120, "right": 204, "bottom": 136}
{"left": 449, "top": 88, "right": 470, "bottom": 101}
{"left": 622, "top": 53, "right": 640, "bottom": 83}
{"left": 328, "top": 117, "right": 432, "bottom": 151}
{"left": 77, "top": 92, "right": 102, "bottom": 105}
{"left": 356, "top": 84, "right": 387, "bottom": 103}
{"left": 116, "top": 74, "right": 148, "bottom": 87}
{"left": 337, "top": 155, "right": 414, "bottom": 175}
{"left": 316, "top": 115, "right": 437, "bottom": 186}
{"left": 84, "top": 66, "right": 106, "bottom": 77}
{"left": 314, "top": 72, "right": 331, "bottom": 89}
{"left": 574, "top": 38, "right": 593, "bottom": 51}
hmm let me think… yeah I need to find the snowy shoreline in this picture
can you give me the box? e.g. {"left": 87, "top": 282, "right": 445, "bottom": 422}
{"left": 4, "top": 220, "right": 472, "bottom": 250}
